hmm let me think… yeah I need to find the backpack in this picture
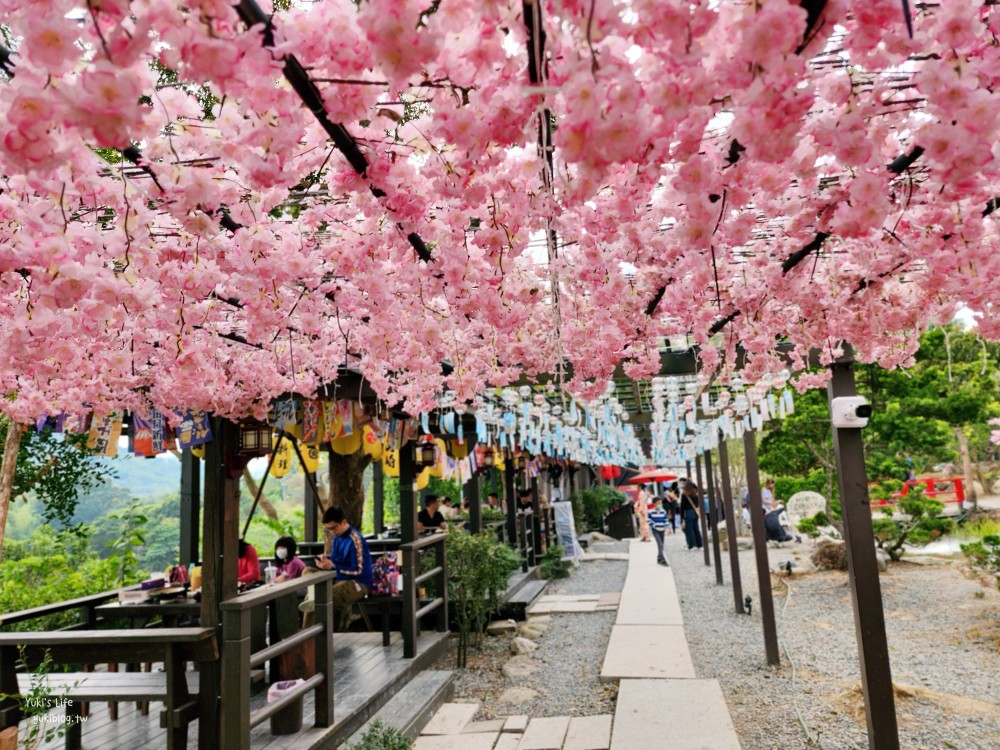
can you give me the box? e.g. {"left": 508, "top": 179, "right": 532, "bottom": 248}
{"left": 369, "top": 551, "right": 398, "bottom": 596}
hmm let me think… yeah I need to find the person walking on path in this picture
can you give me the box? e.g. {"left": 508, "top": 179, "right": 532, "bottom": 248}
{"left": 680, "top": 481, "right": 703, "bottom": 551}
{"left": 634, "top": 484, "right": 652, "bottom": 542}
{"left": 648, "top": 496, "right": 670, "bottom": 566}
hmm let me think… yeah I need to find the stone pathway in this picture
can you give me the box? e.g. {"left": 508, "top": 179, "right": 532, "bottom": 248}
{"left": 415, "top": 703, "right": 612, "bottom": 750}
{"left": 421, "top": 539, "right": 742, "bottom": 749}
{"left": 526, "top": 593, "right": 620, "bottom": 615}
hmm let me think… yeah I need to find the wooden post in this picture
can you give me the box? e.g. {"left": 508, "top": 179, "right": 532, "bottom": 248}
{"left": 504, "top": 454, "right": 517, "bottom": 549}
{"left": 695, "top": 455, "right": 710, "bottom": 567}
{"left": 468, "top": 472, "right": 482, "bottom": 534}
{"left": 314, "top": 577, "right": 334, "bottom": 725}
{"left": 179, "top": 447, "right": 201, "bottom": 567}
{"left": 829, "top": 357, "right": 899, "bottom": 749}
{"left": 744, "top": 429, "right": 780, "bottom": 666}
{"left": 399, "top": 443, "right": 416, "bottom": 545}
{"left": 304, "top": 471, "right": 318, "bottom": 543}
{"left": 200, "top": 417, "right": 240, "bottom": 750}
{"left": 705, "top": 450, "right": 724, "bottom": 585}
{"left": 372, "top": 461, "right": 385, "bottom": 537}
{"left": 220, "top": 609, "right": 251, "bottom": 750}
{"left": 718, "top": 434, "right": 745, "bottom": 614}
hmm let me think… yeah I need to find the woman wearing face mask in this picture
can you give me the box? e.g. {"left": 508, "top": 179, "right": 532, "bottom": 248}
{"left": 274, "top": 536, "right": 306, "bottom": 582}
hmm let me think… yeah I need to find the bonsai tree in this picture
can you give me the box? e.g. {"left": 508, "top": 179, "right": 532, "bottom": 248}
{"left": 871, "top": 484, "right": 954, "bottom": 562}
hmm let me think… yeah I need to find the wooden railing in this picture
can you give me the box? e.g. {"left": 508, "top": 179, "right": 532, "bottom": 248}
{"left": 219, "top": 572, "right": 336, "bottom": 749}
{"left": 399, "top": 535, "right": 448, "bottom": 659}
{"left": 0, "top": 586, "right": 138, "bottom": 632}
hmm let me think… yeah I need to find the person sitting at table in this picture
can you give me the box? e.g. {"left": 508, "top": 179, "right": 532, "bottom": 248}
{"left": 417, "top": 495, "right": 448, "bottom": 532}
{"left": 440, "top": 497, "right": 459, "bottom": 519}
{"left": 274, "top": 536, "right": 306, "bottom": 582}
{"left": 237, "top": 539, "right": 261, "bottom": 586}
{"left": 315, "top": 507, "right": 373, "bottom": 630}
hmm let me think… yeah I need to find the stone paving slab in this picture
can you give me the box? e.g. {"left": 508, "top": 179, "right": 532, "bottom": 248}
{"left": 563, "top": 715, "right": 612, "bottom": 750}
{"left": 495, "top": 734, "right": 522, "bottom": 750}
{"left": 610, "top": 679, "right": 741, "bottom": 750}
{"left": 503, "top": 715, "right": 530, "bottom": 733}
{"left": 463, "top": 719, "right": 506, "bottom": 734}
{"left": 518, "top": 716, "right": 571, "bottom": 749}
{"left": 616, "top": 579, "right": 684, "bottom": 626}
{"left": 539, "top": 594, "right": 601, "bottom": 602}
{"left": 422, "top": 702, "right": 480, "bottom": 735}
{"left": 582, "top": 552, "right": 630, "bottom": 561}
{"left": 600, "top": 625, "right": 695, "bottom": 681}
{"left": 413, "top": 733, "right": 499, "bottom": 750}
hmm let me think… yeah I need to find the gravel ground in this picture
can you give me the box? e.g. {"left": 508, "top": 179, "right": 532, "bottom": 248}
{"left": 434, "top": 553, "right": 627, "bottom": 719}
{"left": 664, "top": 531, "right": 1000, "bottom": 750}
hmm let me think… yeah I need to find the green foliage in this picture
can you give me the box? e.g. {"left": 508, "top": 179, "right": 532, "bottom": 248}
{"left": 480, "top": 507, "right": 506, "bottom": 523}
{"left": 427, "top": 476, "right": 461, "bottom": 505}
{"left": 538, "top": 545, "right": 571, "bottom": 579}
{"left": 772, "top": 472, "right": 827, "bottom": 503}
{"left": 105, "top": 499, "right": 148, "bottom": 586}
{"left": 0, "top": 418, "right": 118, "bottom": 531}
{"left": 446, "top": 529, "right": 520, "bottom": 668}
{"left": 573, "top": 486, "right": 627, "bottom": 531}
{"left": 0, "top": 526, "right": 138, "bottom": 631}
{"left": 961, "top": 535, "right": 1000, "bottom": 589}
{"left": 795, "top": 511, "right": 829, "bottom": 538}
{"left": 347, "top": 718, "right": 413, "bottom": 750}
{"left": 871, "top": 486, "right": 954, "bottom": 562}
{"left": 0, "top": 648, "right": 79, "bottom": 750}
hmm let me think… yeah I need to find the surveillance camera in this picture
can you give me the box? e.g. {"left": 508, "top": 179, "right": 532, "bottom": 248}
{"left": 831, "top": 396, "right": 872, "bottom": 429}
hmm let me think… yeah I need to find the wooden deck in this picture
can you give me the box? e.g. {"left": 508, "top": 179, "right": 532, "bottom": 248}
{"left": 26, "top": 631, "right": 450, "bottom": 750}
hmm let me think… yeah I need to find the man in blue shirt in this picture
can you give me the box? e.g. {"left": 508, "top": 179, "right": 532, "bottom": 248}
{"left": 316, "top": 507, "right": 373, "bottom": 630}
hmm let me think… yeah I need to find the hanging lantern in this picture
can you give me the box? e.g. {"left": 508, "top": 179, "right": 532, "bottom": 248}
{"left": 415, "top": 439, "right": 438, "bottom": 469}
{"left": 238, "top": 421, "right": 272, "bottom": 456}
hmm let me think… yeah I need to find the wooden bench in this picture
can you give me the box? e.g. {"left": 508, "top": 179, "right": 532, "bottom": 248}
{"left": 0, "top": 628, "right": 218, "bottom": 750}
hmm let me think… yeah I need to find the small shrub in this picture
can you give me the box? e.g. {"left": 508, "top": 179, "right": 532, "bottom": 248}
{"left": 796, "top": 511, "right": 830, "bottom": 538}
{"left": 573, "top": 486, "right": 628, "bottom": 531}
{"left": 347, "top": 719, "right": 412, "bottom": 750}
{"left": 538, "top": 545, "right": 571, "bottom": 579}
{"left": 962, "top": 535, "right": 1000, "bottom": 589}
{"left": 812, "top": 541, "right": 848, "bottom": 571}
{"left": 872, "top": 486, "right": 954, "bottom": 562}
{"left": 447, "top": 529, "right": 521, "bottom": 668}
{"left": 0, "top": 648, "right": 80, "bottom": 750}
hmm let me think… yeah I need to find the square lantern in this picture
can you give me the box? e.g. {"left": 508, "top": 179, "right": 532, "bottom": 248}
{"left": 238, "top": 421, "right": 272, "bottom": 456}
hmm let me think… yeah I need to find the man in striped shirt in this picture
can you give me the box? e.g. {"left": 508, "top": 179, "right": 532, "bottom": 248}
{"left": 648, "top": 496, "right": 670, "bottom": 566}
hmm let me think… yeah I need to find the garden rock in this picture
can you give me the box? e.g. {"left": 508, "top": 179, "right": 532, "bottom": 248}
{"left": 511, "top": 637, "right": 538, "bottom": 655}
{"left": 487, "top": 619, "right": 518, "bottom": 635}
{"left": 875, "top": 548, "right": 891, "bottom": 572}
{"left": 498, "top": 687, "right": 539, "bottom": 703}
{"left": 737, "top": 536, "right": 754, "bottom": 550}
{"left": 502, "top": 655, "right": 537, "bottom": 679}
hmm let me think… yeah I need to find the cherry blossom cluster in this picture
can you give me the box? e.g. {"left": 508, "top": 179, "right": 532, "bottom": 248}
{"left": 1, "top": 0, "right": 998, "bottom": 426}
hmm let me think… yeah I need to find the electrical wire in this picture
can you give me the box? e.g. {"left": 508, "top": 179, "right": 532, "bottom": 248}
{"left": 776, "top": 576, "right": 822, "bottom": 747}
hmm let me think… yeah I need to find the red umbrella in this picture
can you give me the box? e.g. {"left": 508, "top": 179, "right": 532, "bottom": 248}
{"left": 626, "top": 469, "right": 679, "bottom": 484}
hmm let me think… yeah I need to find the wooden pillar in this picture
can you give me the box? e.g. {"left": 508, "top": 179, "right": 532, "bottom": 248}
{"left": 304, "top": 471, "right": 318, "bottom": 543}
{"left": 530, "top": 475, "right": 542, "bottom": 557}
{"left": 504, "top": 453, "right": 517, "bottom": 548}
{"left": 695, "top": 455, "right": 710, "bottom": 567}
{"left": 705, "top": 450, "right": 724, "bottom": 585}
{"left": 718, "top": 434, "right": 745, "bottom": 614}
{"left": 400, "top": 443, "right": 417, "bottom": 544}
{"left": 829, "top": 358, "right": 899, "bottom": 749}
{"left": 744, "top": 429, "right": 780, "bottom": 666}
{"left": 372, "top": 461, "right": 385, "bottom": 537}
{"left": 200, "top": 417, "right": 241, "bottom": 750}
{"left": 468, "top": 472, "right": 482, "bottom": 534}
{"left": 179, "top": 448, "right": 201, "bottom": 567}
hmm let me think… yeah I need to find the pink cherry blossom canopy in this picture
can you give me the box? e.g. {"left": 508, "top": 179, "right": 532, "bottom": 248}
{"left": 1, "top": 0, "right": 999, "bottom": 424}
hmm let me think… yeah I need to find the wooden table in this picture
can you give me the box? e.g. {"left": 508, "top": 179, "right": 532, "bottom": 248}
{"left": 96, "top": 599, "right": 201, "bottom": 627}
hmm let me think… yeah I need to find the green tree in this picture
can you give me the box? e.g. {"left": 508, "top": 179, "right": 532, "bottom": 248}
{"left": 0, "top": 418, "right": 117, "bottom": 559}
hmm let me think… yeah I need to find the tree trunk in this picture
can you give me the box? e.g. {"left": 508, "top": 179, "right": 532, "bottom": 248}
{"left": 955, "top": 425, "right": 978, "bottom": 514}
{"left": 0, "top": 422, "right": 25, "bottom": 561}
{"left": 241, "top": 468, "right": 279, "bottom": 520}
{"left": 328, "top": 449, "right": 372, "bottom": 529}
